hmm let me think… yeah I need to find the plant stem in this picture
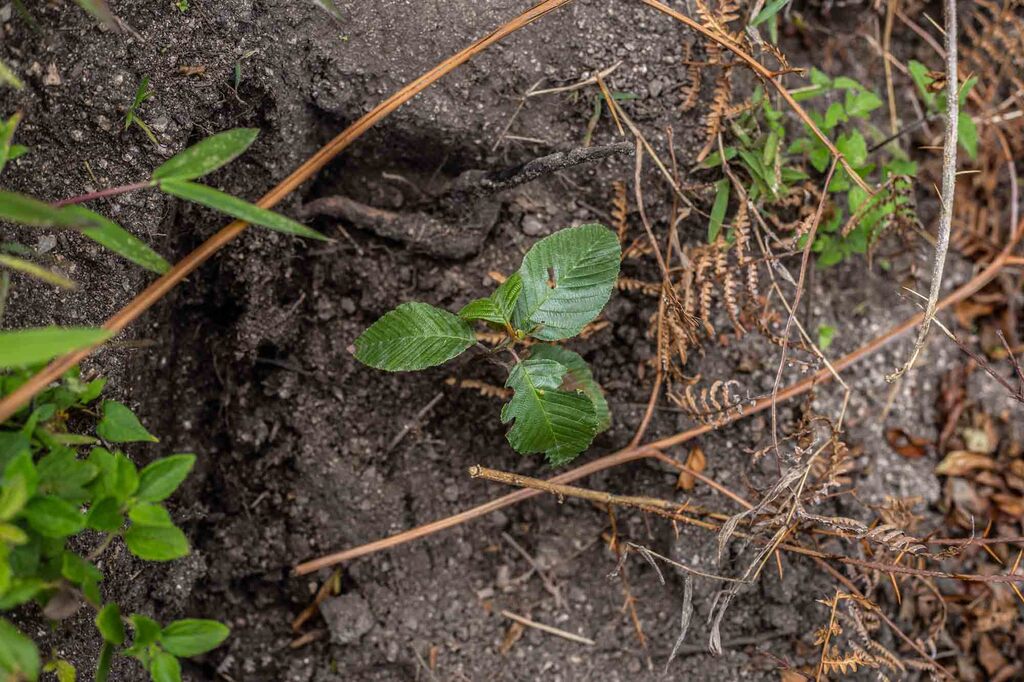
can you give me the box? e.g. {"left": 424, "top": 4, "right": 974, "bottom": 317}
{"left": 51, "top": 181, "right": 152, "bottom": 207}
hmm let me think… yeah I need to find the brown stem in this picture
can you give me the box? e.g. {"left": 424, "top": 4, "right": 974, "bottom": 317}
{"left": 0, "top": 0, "right": 577, "bottom": 425}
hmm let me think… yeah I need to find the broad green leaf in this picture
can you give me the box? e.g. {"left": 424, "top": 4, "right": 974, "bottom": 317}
{"left": 158, "top": 179, "right": 326, "bottom": 240}
{"left": 354, "top": 302, "right": 475, "bottom": 372}
{"left": 822, "top": 102, "right": 847, "bottom": 130}
{"left": 0, "top": 524, "right": 27, "bottom": 545}
{"left": 96, "top": 603, "right": 125, "bottom": 645}
{"left": 512, "top": 224, "right": 620, "bottom": 341}
{"left": 844, "top": 89, "right": 883, "bottom": 118}
{"left": 152, "top": 129, "right": 259, "bottom": 182}
{"left": 60, "top": 206, "right": 171, "bottom": 274}
{"left": 136, "top": 454, "right": 195, "bottom": 502}
{"left": 501, "top": 359, "right": 598, "bottom": 465}
{"left": 61, "top": 552, "right": 103, "bottom": 585}
{"left": 127, "top": 615, "right": 162, "bottom": 654}
{"left": 88, "top": 448, "right": 140, "bottom": 504}
{"left": 96, "top": 401, "right": 158, "bottom": 443}
{"left": 0, "top": 192, "right": 99, "bottom": 229}
{"left": 0, "top": 619, "right": 39, "bottom": 681}
{"left": 0, "top": 61, "right": 23, "bottom": 90}
{"left": 129, "top": 503, "right": 173, "bottom": 527}
{"left": 0, "top": 474, "right": 29, "bottom": 521}
{"left": 21, "top": 496, "right": 85, "bottom": 538}
{"left": 125, "top": 524, "right": 189, "bottom": 561}
{"left": 958, "top": 112, "right": 978, "bottom": 160}
{"left": 751, "top": 0, "right": 788, "bottom": 27}
{"left": 86, "top": 497, "right": 123, "bottom": 532}
{"left": 528, "top": 345, "right": 610, "bottom": 432}
{"left": 38, "top": 448, "right": 99, "bottom": 503}
{"left": 832, "top": 76, "right": 863, "bottom": 91}
{"left": 0, "top": 579, "right": 44, "bottom": 610}
{"left": 835, "top": 131, "right": 867, "bottom": 168}
{"left": 708, "top": 179, "right": 729, "bottom": 243}
{"left": 160, "top": 619, "right": 230, "bottom": 657}
{"left": 0, "top": 327, "right": 109, "bottom": 368}
{"left": 458, "top": 273, "right": 523, "bottom": 328}
{"left": 149, "top": 652, "right": 182, "bottom": 682}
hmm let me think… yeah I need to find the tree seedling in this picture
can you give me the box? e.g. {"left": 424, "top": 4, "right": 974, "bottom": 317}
{"left": 0, "top": 362, "right": 228, "bottom": 681}
{"left": 354, "top": 224, "right": 619, "bottom": 465}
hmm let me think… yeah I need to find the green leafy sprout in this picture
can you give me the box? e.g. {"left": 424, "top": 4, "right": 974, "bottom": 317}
{"left": 353, "top": 223, "right": 620, "bottom": 465}
{"left": 124, "top": 77, "right": 159, "bottom": 148}
{"left": 0, "top": 363, "right": 228, "bottom": 681}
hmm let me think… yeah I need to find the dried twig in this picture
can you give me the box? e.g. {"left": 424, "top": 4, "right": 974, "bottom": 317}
{"left": 499, "top": 610, "right": 595, "bottom": 646}
{"left": 888, "top": 0, "right": 959, "bottom": 382}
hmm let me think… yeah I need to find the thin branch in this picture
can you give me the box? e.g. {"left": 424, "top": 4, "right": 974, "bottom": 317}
{"left": 499, "top": 610, "right": 595, "bottom": 646}
{"left": 51, "top": 181, "right": 153, "bottom": 207}
{"left": 888, "top": 0, "right": 959, "bottom": 382}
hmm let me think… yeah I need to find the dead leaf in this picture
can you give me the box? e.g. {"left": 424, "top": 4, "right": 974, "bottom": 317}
{"left": 992, "top": 493, "right": 1024, "bottom": 517}
{"left": 936, "top": 451, "right": 997, "bottom": 477}
{"left": 978, "top": 634, "right": 1008, "bottom": 676}
{"left": 677, "top": 446, "right": 706, "bottom": 491}
{"left": 499, "top": 621, "right": 524, "bottom": 655}
{"left": 178, "top": 65, "right": 207, "bottom": 76}
{"left": 885, "top": 427, "right": 931, "bottom": 459}
{"left": 954, "top": 299, "right": 995, "bottom": 328}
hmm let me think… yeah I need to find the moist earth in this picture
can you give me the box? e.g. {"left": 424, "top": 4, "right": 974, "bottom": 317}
{"left": 0, "top": 1, "right": 1003, "bottom": 680}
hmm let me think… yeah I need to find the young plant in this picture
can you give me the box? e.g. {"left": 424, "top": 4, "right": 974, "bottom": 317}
{"left": 124, "top": 77, "right": 159, "bottom": 148}
{"left": 353, "top": 224, "right": 619, "bottom": 465}
{"left": 907, "top": 60, "right": 979, "bottom": 160}
{"left": 0, "top": 362, "right": 228, "bottom": 681}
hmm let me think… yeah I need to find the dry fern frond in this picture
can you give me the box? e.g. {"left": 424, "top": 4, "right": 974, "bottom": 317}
{"left": 680, "top": 41, "right": 702, "bottom": 112}
{"left": 611, "top": 181, "right": 629, "bottom": 243}
{"left": 617, "top": 277, "right": 660, "bottom": 295}
{"left": 821, "top": 647, "right": 876, "bottom": 675}
{"left": 445, "top": 377, "right": 511, "bottom": 399}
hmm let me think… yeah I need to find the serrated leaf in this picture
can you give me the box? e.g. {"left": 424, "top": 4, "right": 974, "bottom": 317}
{"left": 160, "top": 619, "right": 229, "bottom": 657}
{"left": 513, "top": 224, "right": 620, "bottom": 340}
{"left": 96, "top": 401, "right": 158, "bottom": 443}
{"left": 501, "top": 359, "right": 597, "bottom": 465}
{"left": 158, "top": 179, "right": 326, "bottom": 240}
{"left": 707, "top": 179, "right": 729, "bottom": 243}
{"left": 0, "top": 619, "right": 39, "bottom": 681}
{"left": 354, "top": 302, "right": 475, "bottom": 371}
{"left": 0, "top": 327, "right": 109, "bottom": 368}
{"left": 125, "top": 524, "right": 189, "bottom": 561}
{"left": 458, "top": 273, "right": 523, "bottom": 327}
{"left": 136, "top": 454, "right": 195, "bottom": 502}
{"left": 152, "top": 129, "right": 259, "bottom": 182}
{"left": 21, "top": 496, "right": 85, "bottom": 538}
{"left": 59, "top": 206, "right": 171, "bottom": 274}
{"left": 96, "top": 603, "right": 125, "bottom": 645}
{"left": 528, "top": 345, "right": 610, "bottom": 433}
{"left": 150, "top": 652, "right": 182, "bottom": 682}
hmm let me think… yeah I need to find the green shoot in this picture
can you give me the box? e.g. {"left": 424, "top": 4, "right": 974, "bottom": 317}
{"left": 0, "top": 62, "right": 23, "bottom": 91}
{"left": 354, "top": 224, "right": 620, "bottom": 465}
{"left": 124, "top": 77, "right": 159, "bottom": 148}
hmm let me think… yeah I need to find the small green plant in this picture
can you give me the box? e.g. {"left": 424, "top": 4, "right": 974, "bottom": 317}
{"left": 0, "top": 62, "right": 23, "bottom": 91}
{"left": 353, "top": 224, "right": 619, "bottom": 465}
{"left": 174, "top": 0, "right": 190, "bottom": 11}
{"left": 0, "top": 362, "right": 228, "bottom": 681}
{"left": 907, "top": 60, "right": 978, "bottom": 161}
{"left": 124, "top": 77, "right": 159, "bottom": 147}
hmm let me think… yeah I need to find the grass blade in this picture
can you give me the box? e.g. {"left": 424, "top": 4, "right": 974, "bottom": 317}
{"left": 60, "top": 207, "right": 170, "bottom": 274}
{"left": 0, "top": 327, "right": 111, "bottom": 368}
{"left": 151, "top": 128, "right": 259, "bottom": 182}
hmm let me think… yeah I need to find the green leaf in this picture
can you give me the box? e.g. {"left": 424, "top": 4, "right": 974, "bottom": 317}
{"left": 0, "top": 524, "right": 27, "bottom": 545}
{"left": 60, "top": 206, "right": 170, "bottom": 274}
{"left": 0, "top": 61, "right": 24, "bottom": 90}
{"left": 96, "top": 401, "right": 158, "bottom": 443}
{"left": 0, "top": 579, "right": 44, "bottom": 610}
{"left": 459, "top": 273, "right": 523, "bottom": 328}
{"left": 751, "top": 0, "right": 789, "bottom": 27}
{"left": 43, "top": 659, "right": 76, "bottom": 682}
{"left": 129, "top": 503, "right": 173, "bottom": 527}
{"left": 835, "top": 131, "right": 867, "bottom": 168}
{"left": 527, "top": 345, "right": 610, "bottom": 433}
{"left": 822, "top": 102, "right": 847, "bottom": 130}
{"left": 354, "top": 302, "right": 475, "bottom": 372}
{"left": 38, "top": 449, "right": 99, "bottom": 503}
{"left": 0, "top": 619, "right": 39, "bottom": 681}
{"left": 707, "top": 179, "right": 730, "bottom": 243}
{"left": 125, "top": 524, "right": 189, "bottom": 561}
{"left": 907, "top": 60, "right": 938, "bottom": 110}
{"left": 61, "top": 552, "right": 103, "bottom": 585}
{"left": 96, "top": 603, "right": 125, "bottom": 645}
{"left": 501, "top": 359, "right": 598, "bottom": 465}
{"left": 0, "top": 113, "right": 23, "bottom": 177}
{"left": 844, "top": 89, "right": 883, "bottom": 118}
{"left": 86, "top": 497, "right": 123, "bottom": 532}
{"left": 832, "top": 76, "right": 863, "bottom": 91}
{"left": 0, "top": 192, "right": 99, "bottom": 229}
{"left": 160, "top": 619, "right": 229, "bottom": 657}
{"left": 817, "top": 324, "right": 837, "bottom": 350}
{"left": 0, "top": 474, "right": 29, "bottom": 521}
{"left": 0, "top": 327, "right": 110, "bottom": 369}
{"left": 136, "top": 455, "right": 195, "bottom": 502}
{"left": 152, "top": 129, "right": 259, "bottom": 182}
{"left": 96, "top": 642, "right": 113, "bottom": 682}
{"left": 21, "top": 496, "right": 85, "bottom": 538}
{"left": 149, "top": 652, "right": 181, "bottom": 682}
{"left": 127, "top": 615, "right": 162, "bottom": 654}
{"left": 957, "top": 111, "right": 978, "bottom": 160}
{"left": 158, "top": 179, "right": 326, "bottom": 240}
{"left": 512, "top": 224, "right": 620, "bottom": 341}
{"left": 696, "top": 146, "right": 736, "bottom": 169}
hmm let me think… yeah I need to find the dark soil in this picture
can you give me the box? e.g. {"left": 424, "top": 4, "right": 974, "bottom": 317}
{"left": 1, "top": 1, "right": 1016, "bottom": 680}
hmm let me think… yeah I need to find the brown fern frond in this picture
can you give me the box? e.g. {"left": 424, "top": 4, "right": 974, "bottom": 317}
{"left": 445, "top": 377, "right": 511, "bottom": 399}
{"left": 821, "top": 647, "right": 876, "bottom": 675}
{"left": 617, "top": 277, "right": 660, "bottom": 295}
{"left": 680, "top": 41, "right": 702, "bottom": 112}
{"left": 696, "top": 68, "right": 732, "bottom": 162}
{"left": 611, "top": 181, "right": 628, "bottom": 243}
